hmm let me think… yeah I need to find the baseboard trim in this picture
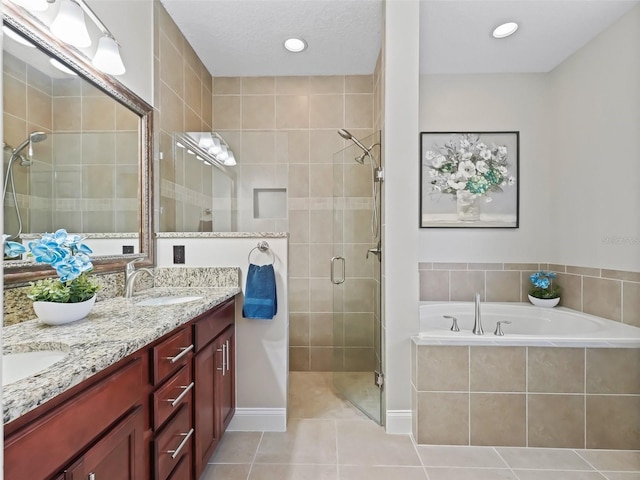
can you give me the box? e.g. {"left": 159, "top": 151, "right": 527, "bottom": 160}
{"left": 227, "top": 408, "right": 287, "bottom": 432}
{"left": 385, "top": 410, "right": 412, "bottom": 434}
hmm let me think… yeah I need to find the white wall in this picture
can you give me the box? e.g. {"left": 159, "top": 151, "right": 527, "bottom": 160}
{"left": 156, "top": 236, "right": 289, "bottom": 432}
{"left": 419, "top": 74, "right": 551, "bottom": 263}
{"left": 549, "top": 5, "right": 640, "bottom": 271}
{"left": 383, "top": 0, "right": 420, "bottom": 434}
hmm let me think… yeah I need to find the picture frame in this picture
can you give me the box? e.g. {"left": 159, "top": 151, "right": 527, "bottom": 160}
{"left": 419, "top": 131, "right": 519, "bottom": 228}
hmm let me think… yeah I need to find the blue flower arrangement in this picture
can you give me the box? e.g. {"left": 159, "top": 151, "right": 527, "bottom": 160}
{"left": 4, "top": 229, "right": 99, "bottom": 303}
{"left": 529, "top": 270, "right": 560, "bottom": 299}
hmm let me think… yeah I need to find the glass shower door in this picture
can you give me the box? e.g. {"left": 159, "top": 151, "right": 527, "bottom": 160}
{"left": 331, "top": 132, "right": 382, "bottom": 424}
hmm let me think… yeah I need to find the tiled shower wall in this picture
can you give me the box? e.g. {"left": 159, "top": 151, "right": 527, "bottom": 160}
{"left": 419, "top": 262, "right": 640, "bottom": 326}
{"left": 154, "top": 1, "right": 215, "bottom": 233}
{"left": 211, "top": 74, "right": 375, "bottom": 371}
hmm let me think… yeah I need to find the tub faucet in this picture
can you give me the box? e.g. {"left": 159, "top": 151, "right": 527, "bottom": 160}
{"left": 472, "top": 293, "right": 484, "bottom": 335}
{"left": 124, "top": 258, "right": 154, "bottom": 298}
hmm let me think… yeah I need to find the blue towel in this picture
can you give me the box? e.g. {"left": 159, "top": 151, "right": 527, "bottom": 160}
{"left": 242, "top": 263, "right": 277, "bottom": 319}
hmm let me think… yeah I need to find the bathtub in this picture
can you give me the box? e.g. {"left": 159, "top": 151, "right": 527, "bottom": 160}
{"left": 415, "top": 302, "right": 640, "bottom": 347}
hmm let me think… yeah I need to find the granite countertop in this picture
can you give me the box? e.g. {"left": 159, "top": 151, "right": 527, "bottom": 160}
{"left": 3, "top": 286, "right": 240, "bottom": 425}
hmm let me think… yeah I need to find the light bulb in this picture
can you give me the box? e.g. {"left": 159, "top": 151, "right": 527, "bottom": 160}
{"left": 217, "top": 145, "right": 229, "bottom": 161}
{"left": 224, "top": 151, "right": 236, "bottom": 166}
{"left": 50, "top": 0, "right": 92, "bottom": 48}
{"left": 207, "top": 138, "right": 222, "bottom": 155}
{"left": 492, "top": 22, "right": 519, "bottom": 39}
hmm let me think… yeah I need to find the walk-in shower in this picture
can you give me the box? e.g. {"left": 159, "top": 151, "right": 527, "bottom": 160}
{"left": 3, "top": 131, "right": 47, "bottom": 239}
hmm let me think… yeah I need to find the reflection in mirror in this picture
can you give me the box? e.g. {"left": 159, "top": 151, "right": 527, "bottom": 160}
{"left": 160, "top": 132, "right": 236, "bottom": 232}
{"left": 2, "top": 7, "right": 153, "bottom": 284}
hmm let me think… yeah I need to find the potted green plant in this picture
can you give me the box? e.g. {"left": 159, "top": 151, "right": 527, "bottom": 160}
{"left": 4, "top": 229, "right": 100, "bottom": 324}
{"left": 528, "top": 270, "right": 561, "bottom": 307}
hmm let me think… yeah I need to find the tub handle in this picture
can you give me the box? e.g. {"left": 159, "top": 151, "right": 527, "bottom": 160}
{"left": 494, "top": 320, "right": 512, "bottom": 336}
{"left": 444, "top": 315, "right": 460, "bottom": 332}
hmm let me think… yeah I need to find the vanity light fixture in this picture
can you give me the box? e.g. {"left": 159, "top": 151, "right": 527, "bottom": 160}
{"left": 3, "top": 26, "right": 36, "bottom": 47}
{"left": 50, "top": 0, "right": 92, "bottom": 48}
{"left": 492, "top": 22, "right": 519, "bottom": 39}
{"left": 49, "top": 58, "right": 77, "bottom": 75}
{"left": 224, "top": 151, "right": 236, "bottom": 166}
{"left": 50, "top": 0, "right": 126, "bottom": 75}
{"left": 284, "top": 37, "right": 307, "bottom": 53}
{"left": 207, "top": 137, "right": 222, "bottom": 155}
{"left": 179, "top": 132, "right": 236, "bottom": 168}
{"left": 9, "top": 0, "right": 49, "bottom": 12}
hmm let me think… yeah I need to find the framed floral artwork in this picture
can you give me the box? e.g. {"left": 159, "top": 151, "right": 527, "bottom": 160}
{"left": 419, "top": 131, "right": 519, "bottom": 228}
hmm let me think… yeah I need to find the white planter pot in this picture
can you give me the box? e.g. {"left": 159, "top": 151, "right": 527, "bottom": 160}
{"left": 33, "top": 295, "right": 96, "bottom": 325}
{"left": 528, "top": 295, "right": 560, "bottom": 308}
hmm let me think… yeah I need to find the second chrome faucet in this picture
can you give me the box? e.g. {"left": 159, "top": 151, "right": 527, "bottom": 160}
{"left": 472, "top": 292, "right": 484, "bottom": 335}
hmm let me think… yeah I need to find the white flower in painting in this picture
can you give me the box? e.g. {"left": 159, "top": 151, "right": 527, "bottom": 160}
{"left": 485, "top": 197, "right": 493, "bottom": 203}
{"left": 508, "top": 176, "right": 516, "bottom": 185}
{"left": 447, "top": 173, "right": 467, "bottom": 190}
{"left": 460, "top": 139, "right": 471, "bottom": 149}
{"left": 425, "top": 150, "right": 436, "bottom": 161}
{"left": 458, "top": 161, "right": 476, "bottom": 179}
{"left": 461, "top": 152, "right": 472, "bottom": 161}
{"left": 432, "top": 155, "right": 446, "bottom": 168}
{"left": 429, "top": 169, "right": 438, "bottom": 178}
{"left": 433, "top": 185, "right": 442, "bottom": 192}
{"left": 498, "top": 166, "right": 508, "bottom": 176}
{"left": 476, "top": 161, "right": 489, "bottom": 173}
{"left": 477, "top": 142, "right": 487, "bottom": 150}
{"left": 497, "top": 146, "right": 508, "bottom": 156}
{"left": 480, "top": 149, "right": 492, "bottom": 160}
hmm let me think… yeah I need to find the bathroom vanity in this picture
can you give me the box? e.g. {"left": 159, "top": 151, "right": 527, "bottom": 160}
{"left": 3, "top": 287, "right": 239, "bottom": 480}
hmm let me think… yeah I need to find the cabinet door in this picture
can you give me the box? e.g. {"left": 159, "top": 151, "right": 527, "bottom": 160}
{"left": 216, "top": 326, "right": 235, "bottom": 434}
{"left": 193, "top": 342, "right": 219, "bottom": 478}
{"left": 64, "top": 406, "right": 144, "bottom": 480}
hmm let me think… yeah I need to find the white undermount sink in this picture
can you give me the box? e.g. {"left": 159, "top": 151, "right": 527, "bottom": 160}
{"left": 3, "top": 350, "right": 68, "bottom": 386}
{"left": 135, "top": 296, "right": 203, "bottom": 307}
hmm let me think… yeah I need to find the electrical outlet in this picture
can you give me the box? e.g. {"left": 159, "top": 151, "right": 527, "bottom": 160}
{"left": 122, "top": 245, "right": 134, "bottom": 254}
{"left": 173, "top": 245, "right": 185, "bottom": 264}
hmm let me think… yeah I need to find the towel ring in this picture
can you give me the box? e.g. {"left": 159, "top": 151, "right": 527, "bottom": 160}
{"left": 248, "top": 241, "right": 275, "bottom": 265}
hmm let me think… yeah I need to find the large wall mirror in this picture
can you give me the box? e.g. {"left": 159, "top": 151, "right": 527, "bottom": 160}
{"left": 3, "top": 3, "right": 153, "bottom": 284}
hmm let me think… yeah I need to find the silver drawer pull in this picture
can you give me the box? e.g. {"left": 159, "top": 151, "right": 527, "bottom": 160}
{"left": 89, "top": 473, "right": 96, "bottom": 480}
{"left": 166, "top": 428, "right": 194, "bottom": 460}
{"left": 225, "top": 339, "right": 230, "bottom": 374}
{"left": 166, "top": 382, "right": 194, "bottom": 408}
{"left": 216, "top": 343, "right": 227, "bottom": 375}
{"left": 165, "top": 344, "right": 194, "bottom": 364}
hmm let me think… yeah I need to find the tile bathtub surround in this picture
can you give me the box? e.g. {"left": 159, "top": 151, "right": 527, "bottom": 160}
{"left": 411, "top": 344, "right": 640, "bottom": 449}
{"left": 418, "top": 262, "right": 640, "bottom": 326}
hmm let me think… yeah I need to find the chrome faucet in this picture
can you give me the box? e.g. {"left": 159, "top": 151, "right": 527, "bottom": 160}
{"left": 472, "top": 292, "right": 484, "bottom": 335}
{"left": 124, "top": 258, "right": 154, "bottom": 298}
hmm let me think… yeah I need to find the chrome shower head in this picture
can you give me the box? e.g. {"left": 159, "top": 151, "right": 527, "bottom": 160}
{"left": 337, "top": 128, "right": 371, "bottom": 159}
{"left": 11, "top": 131, "right": 47, "bottom": 166}
{"left": 337, "top": 129, "right": 353, "bottom": 140}
{"left": 355, "top": 152, "right": 366, "bottom": 165}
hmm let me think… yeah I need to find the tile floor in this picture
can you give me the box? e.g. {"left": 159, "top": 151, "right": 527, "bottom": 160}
{"left": 202, "top": 372, "right": 640, "bottom": 479}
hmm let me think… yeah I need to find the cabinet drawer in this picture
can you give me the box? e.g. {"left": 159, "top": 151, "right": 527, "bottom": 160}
{"left": 154, "top": 404, "right": 193, "bottom": 480}
{"left": 194, "top": 299, "right": 234, "bottom": 351}
{"left": 5, "top": 357, "right": 144, "bottom": 480}
{"left": 167, "top": 449, "right": 192, "bottom": 480}
{"left": 152, "top": 328, "right": 193, "bottom": 385}
{"left": 153, "top": 364, "right": 193, "bottom": 429}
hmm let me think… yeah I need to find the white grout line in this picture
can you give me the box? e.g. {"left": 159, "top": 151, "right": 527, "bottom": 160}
{"left": 493, "top": 447, "right": 522, "bottom": 479}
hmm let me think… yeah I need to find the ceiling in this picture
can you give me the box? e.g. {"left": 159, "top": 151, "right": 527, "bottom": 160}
{"left": 160, "top": 0, "right": 639, "bottom": 77}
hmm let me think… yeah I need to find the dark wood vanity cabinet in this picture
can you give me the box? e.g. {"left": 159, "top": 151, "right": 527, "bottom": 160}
{"left": 4, "top": 298, "right": 236, "bottom": 480}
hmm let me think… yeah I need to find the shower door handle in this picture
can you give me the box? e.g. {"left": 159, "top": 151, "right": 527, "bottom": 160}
{"left": 330, "top": 256, "right": 345, "bottom": 284}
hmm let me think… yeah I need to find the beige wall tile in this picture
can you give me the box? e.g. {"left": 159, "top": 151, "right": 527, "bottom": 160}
{"left": 567, "top": 265, "right": 601, "bottom": 277}
{"left": 27, "top": 65, "right": 52, "bottom": 94}
{"left": 470, "top": 393, "right": 526, "bottom": 446}
{"left": 310, "top": 312, "right": 333, "bottom": 346}
{"left": 310, "top": 76, "right": 344, "bottom": 94}
{"left": 115, "top": 165, "right": 137, "bottom": 197}
{"left": 528, "top": 394, "right": 585, "bottom": 448}
{"left": 276, "top": 76, "right": 310, "bottom": 95}
{"left": 3, "top": 74, "right": 26, "bottom": 119}
{"left": 344, "top": 313, "right": 374, "bottom": 347}
{"left": 420, "top": 270, "right": 449, "bottom": 301}
{"left": 623, "top": 282, "right": 640, "bottom": 327}
{"left": 345, "top": 75, "right": 374, "bottom": 94}
{"left": 158, "top": 2, "right": 184, "bottom": 52}
{"left": 160, "top": 82, "right": 184, "bottom": 133}
{"left": 468, "top": 263, "right": 503, "bottom": 270}
{"left": 27, "top": 86, "right": 52, "bottom": 130}
{"left": 547, "top": 264, "right": 567, "bottom": 272}
{"left": 417, "top": 346, "right": 469, "bottom": 391}
{"left": 83, "top": 165, "right": 114, "bottom": 198}
{"left": 309, "top": 210, "right": 333, "bottom": 244}
{"left": 419, "top": 263, "right": 433, "bottom": 270}
{"left": 184, "top": 64, "right": 202, "bottom": 114}
{"left": 528, "top": 347, "right": 585, "bottom": 393}
{"left": 583, "top": 276, "right": 622, "bottom": 321}
{"left": 486, "top": 271, "right": 521, "bottom": 302}
{"left": 343, "top": 209, "right": 372, "bottom": 244}
{"left": 344, "top": 164, "right": 371, "bottom": 197}
{"left": 4, "top": 53, "right": 26, "bottom": 81}
{"left": 309, "top": 279, "right": 332, "bottom": 313}
{"left": 288, "top": 210, "right": 310, "bottom": 243}
{"left": 242, "top": 131, "right": 276, "bottom": 164}
{"left": 504, "top": 263, "right": 539, "bottom": 270}
{"left": 309, "top": 244, "right": 332, "bottom": 278}
{"left": 343, "top": 279, "right": 375, "bottom": 313}
{"left": 276, "top": 95, "right": 309, "bottom": 129}
{"left": 310, "top": 94, "right": 344, "bottom": 128}
{"left": 417, "top": 392, "right": 469, "bottom": 445}
{"left": 184, "top": 105, "right": 201, "bottom": 131}
{"left": 602, "top": 269, "right": 640, "bottom": 282}
{"left": 309, "top": 347, "right": 333, "bottom": 371}
{"left": 212, "top": 95, "right": 241, "bottom": 130}
{"left": 241, "top": 76, "right": 275, "bottom": 94}
{"left": 433, "top": 262, "right": 467, "bottom": 270}
{"left": 289, "top": 278, "right": 310, "bottom": 313}
{"left": 309, "top": 164, "right": 334, "bottom": 197}
{"left": 278, "top": 130, "right": 309, "bottom": 163}
{"left": 213, "top": 77, "right": 240, "bottom": 94}
{"left": 4, "top": 113, "right": 27, "bottom": 148}
{"left": 586, "top": 395, "right": 640, "bottom": 449}
{"left": 115, "top": 103, "right": 139, "bottom": 131}
{"left": 288, "top": 164, "right": 309, "bottom": 198}
{"left": 556, "top": 273, "right": 582, "bottom": 311}
{"left": 289, "top": 244, "right": 310, "bottom": 277}
{"left": 310, "top": 130, "right": 344, "bottom": 163}
{"left": 586, "top": 348, "right": 640, "bottom": 394}
{"left": 345, "top": 95, "right": 373, "bottom": 129}
{"left": 84, "top": 212, "right": 115, "bottom": 232}
{"left": 470, "top": 347, "right": 525, "bottom": 392}
{"left": 82, "top": 133, "right": 116, "bottom": 165}
{"left": 242, "top": 95, "right": 275, "bottom": 129}
{"left": 160, "top": 33, "right": 184, "bottom": 97}
{"left": 289, "top": 347, "right": 310, "bottom": 371}
{"left": 82, "top": 97, "right": 115, "bottom": 131}
{"left": 450, "top": 271, "right": 485, "bottom": 302}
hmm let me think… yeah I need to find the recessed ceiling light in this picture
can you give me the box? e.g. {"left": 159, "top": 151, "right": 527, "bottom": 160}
{"left": 284, "top": 37, "right": 307, "bottom": 53}
{"left": 3, "top": 26, "right": 35, "bottom": 47}
{"left": 492, "top": 22, "right": 519, "bottom": 39}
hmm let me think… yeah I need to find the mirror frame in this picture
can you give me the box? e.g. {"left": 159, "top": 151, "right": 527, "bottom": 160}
{"left": 3, "top": 3, "right": 154, "bottom": 285}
